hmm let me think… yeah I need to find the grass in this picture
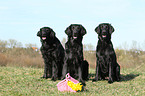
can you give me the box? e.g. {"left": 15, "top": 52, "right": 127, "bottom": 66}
{"left": 0, "top": 66, "right": 145, "bottom": 96}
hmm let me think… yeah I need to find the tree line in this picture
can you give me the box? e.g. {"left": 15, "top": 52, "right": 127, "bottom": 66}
{"left": 0, "top": 38, "right": 95, "bottom": 51}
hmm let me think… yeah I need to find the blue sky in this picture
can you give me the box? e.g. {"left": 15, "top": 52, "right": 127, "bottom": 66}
{"left": 0, "top": 0, "right": 145, "bottom": 50}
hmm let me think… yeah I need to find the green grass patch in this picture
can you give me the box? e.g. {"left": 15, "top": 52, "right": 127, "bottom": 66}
{"left": 0, "top": 67, "right": 145, "bottom": 96}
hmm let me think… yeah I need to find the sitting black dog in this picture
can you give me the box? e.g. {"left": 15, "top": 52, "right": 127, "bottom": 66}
{"left": 93, "top": 23, "right": 120, "bottom": 83}
{"left": 62, "top": 24, "right": 89, "bottom": 84}
{"left": 37, "top": 27, "right": 64, "bottom": 81}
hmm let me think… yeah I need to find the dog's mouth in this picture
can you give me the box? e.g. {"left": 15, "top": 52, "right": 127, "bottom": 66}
{"left": 73, "top": 37, "right": 77, "bottom": 39}
{"left": 102, "top": 35, "right": 107, "bottom": 38}
{"left": 42, "top": 37, "right": 46, "bottom": 40}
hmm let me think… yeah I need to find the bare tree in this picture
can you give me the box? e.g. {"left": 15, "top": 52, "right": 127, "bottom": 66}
{"left": 0, "top": 40, "right": 8, "bottom": 48}
{"left": 83, "top": 43, "right": 95, "bottom": 51}
{"left": 25, "top": 43, "right": 37, "bottom": 48}
{"left": 8, "top": 39, "right": 22, "bottom": 48}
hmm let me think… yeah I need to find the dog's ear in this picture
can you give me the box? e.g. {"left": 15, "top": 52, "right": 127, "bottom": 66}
{"left": 50, "top": 29, "right": 56, "bottom": 38}
{"left": 80, "top": 25, "right": 86, "bottom": 36}
{"left": 37, "top": 31, "right": 41, "bottom": 37}
{"left": 109, "top": 24, "right": 115, "bottom": 34}
{"left": 65, "top": 25, "right": 72, "bottom": 37}
{"left": 95, "top": 26, "right": 100, "bottom": 34}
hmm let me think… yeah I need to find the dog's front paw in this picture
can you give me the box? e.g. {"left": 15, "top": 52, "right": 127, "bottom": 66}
{"left": 41, "top": 74, "right": 51, "bottom": 79}
{"left": 92, "top": 78, "right": 97, "bottom": 82}
{"left": 41, "top": 76, "right": 48, "bottom": 79}
{"left": 61, "top": 76, "right": 65, "bottom": 80}
{"left": 80, "top": 80, "right": 86, "bottom": 86}
{"left": 58, "top": 77, "right": 61, "bottom": 80}
{"left": 117, "top": 76, "right": 121, "bottom": 81}
{"left": 108, "top": 78, "right": 113, "bottom": 84}
{"left": 51, "top": 76, "right": 56, "bottom": 81}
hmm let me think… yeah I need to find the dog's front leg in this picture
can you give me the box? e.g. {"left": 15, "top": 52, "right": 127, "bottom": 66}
{"left": 51, "top": 61, "right": 57, "bottom": 81}
{"left": 93, "top": 56, "right": 104, "bottom": 81}
{"left": 42, "top": 57, "right": 52, "bottom": 79}
{"left": 108, "top": 59, "right": 113, "bottom": 84}
{"left": 61, "top": 57, "right": 68, "bottom": 80}
{"left": 116, "top": 64, "right": 121, "bottom": 81}
{"left": 42, "top": 62, "right": 48, "bottom": 79}
{"left": 92, "top": 59, "right": 99, "bottom": 81}
{"left": 78, "top": 65, "right": 85, "bottom": 85}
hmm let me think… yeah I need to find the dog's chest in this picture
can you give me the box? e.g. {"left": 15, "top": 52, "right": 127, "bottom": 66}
{"left": 41, "top": 43, "right": 57, "bottom": 56}
{"left": 98, "top": 47, "right": 108, "bottom": 56}
{"left": 97, "top": 43, "right": 112, "bottom": 56}
{"left": 70, "top": 43, "right": 81, "bottom": 52}
{"left": 65, "top": 43, "right": 82, "bottom": 58}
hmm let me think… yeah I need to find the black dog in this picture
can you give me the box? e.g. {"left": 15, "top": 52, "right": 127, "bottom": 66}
{"left": 62, "top": 24, "right": 89, "bottom": 84}
{"left": 93, "top": 23, "right": 120, "bottom": 83}
{"left": 37, "top": 27, "right": 64, "bottom": 81}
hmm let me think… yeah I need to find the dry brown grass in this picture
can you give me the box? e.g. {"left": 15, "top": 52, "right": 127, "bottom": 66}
{"left": 115, "top": 49, "right": 145, "bottom": 68}
{"left": 0, "top": 47, "right": 44, "bottom": 68}
{"left": 7, "top": 55, "right": 43, "bottom": 68}
{"left": 84, "top": 49, "right": 145, "bottom": 69}
{"left": 0, "top": 53, "right": 10, "bottom": 66}
{"left": 0, "top": 47, "right": 145, "bottom": 69}
{"left": 84, "top": 51, "right": 96, "bottom": 68}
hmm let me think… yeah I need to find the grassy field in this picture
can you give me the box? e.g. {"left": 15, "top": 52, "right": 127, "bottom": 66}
{"left": 0, "top": 66, "right": 145, "bottom": 96}
{"left": 1, "top": 38, "right": 145, "bottom": 96}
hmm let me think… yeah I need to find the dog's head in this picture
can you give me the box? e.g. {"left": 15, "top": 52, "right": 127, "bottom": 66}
{"left": 95, "top": 23, "right": 114, "bottom": 40}
{"left": 37, "top": 27, "right": 55, "bottom": 41}
{"left": 65, "top": 24, "right": 86, "bottom": 40}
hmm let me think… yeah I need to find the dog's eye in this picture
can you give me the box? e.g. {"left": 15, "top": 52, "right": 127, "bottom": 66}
{"left": 46, "top": 29, "right": 49, "bottom": 31}
{"left": 77, "top": 27, "right": 80, "bottom": 29}
{"left": 72, "top": 27, "right": 75, "bottom": 29}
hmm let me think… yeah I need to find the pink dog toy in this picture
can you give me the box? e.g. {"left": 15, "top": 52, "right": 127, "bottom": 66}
{"left": 57, "top": 73, "right": 79, "bottom": 92}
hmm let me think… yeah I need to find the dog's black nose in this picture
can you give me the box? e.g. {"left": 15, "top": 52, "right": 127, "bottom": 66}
{"left": 102, "top": 30, "right": 107, "bottom": 34}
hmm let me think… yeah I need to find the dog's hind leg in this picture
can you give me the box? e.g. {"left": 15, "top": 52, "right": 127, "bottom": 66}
{"left": 116, "top": 64, "right": 120, "bottom": 81}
